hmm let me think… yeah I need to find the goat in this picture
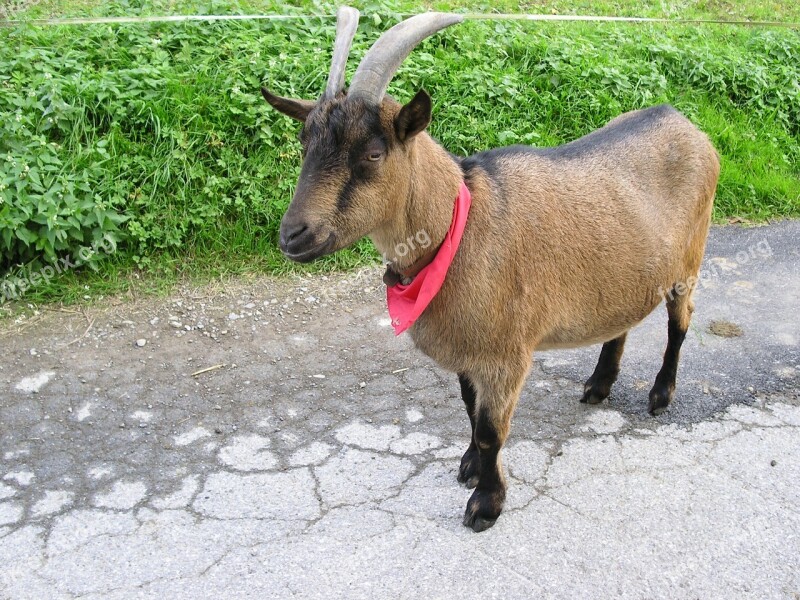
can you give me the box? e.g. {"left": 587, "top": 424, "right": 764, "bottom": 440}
{"left": 261, "top": 8, "right": 720, "bottom": 532}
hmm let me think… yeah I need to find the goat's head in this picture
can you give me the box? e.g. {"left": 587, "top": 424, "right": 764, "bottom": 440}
{"left": 262, "top": 8, "right": 462, "bottom": 262}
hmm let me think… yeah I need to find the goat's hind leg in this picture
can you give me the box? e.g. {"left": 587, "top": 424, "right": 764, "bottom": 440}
{"left": 581, "top": 333, "right": 627, "bottom": 405}
{"left": 649, "top": 289, "right": 694, "bottom": 415}
{"left": 457, "top": 374, "right": 480, "bottom": 488}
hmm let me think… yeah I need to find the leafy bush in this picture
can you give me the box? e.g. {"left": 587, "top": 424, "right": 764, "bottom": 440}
{"left": 0, "top": 8, "right": 798, "bottom": 281}
{"left": 0, "top": 47, "right": 128, "bottom": 270}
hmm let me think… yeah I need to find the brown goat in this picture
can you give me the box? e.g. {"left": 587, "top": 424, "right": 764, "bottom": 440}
{"left": 262, "top": 8, "right": 720, "bottom": 532}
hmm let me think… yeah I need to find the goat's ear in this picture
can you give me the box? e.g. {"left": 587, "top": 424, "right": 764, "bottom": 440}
{"left": 261, "top": 87, "right": 315, "bottom": 122}
{"left": 395, "top": 89, "right": 432, "bottom": 142}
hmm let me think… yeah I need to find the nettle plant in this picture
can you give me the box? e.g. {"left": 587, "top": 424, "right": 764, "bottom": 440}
{"left": 0, "top": 39, "right": 127, "bottom": 275}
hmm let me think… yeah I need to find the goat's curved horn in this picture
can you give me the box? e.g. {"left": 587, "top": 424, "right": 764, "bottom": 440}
{"left": 349, "top": 12, "right": 463, "bottom": 105}
{"left": 324, "top": 7, "right": 360, "bottom": 99}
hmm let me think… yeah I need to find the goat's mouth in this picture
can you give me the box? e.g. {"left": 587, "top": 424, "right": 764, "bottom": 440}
{"left": 281, "top": 231, "right": 337, "bottom": 263}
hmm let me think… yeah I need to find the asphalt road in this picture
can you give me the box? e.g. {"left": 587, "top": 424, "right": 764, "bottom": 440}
{"left": 1, "top": 221, "right": 798, "bottom": 599}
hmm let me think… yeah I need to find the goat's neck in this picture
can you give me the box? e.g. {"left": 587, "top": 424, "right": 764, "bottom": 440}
{"left": 371, "top": 133, "right": 462, "bottom": 269}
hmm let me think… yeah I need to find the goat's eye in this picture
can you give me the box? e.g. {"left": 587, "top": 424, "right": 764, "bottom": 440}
{"left": 358, "top": 140, "right": 386, "bottom": 167}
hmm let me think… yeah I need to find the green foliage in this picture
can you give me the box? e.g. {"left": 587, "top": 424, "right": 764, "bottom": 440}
{"left": 0, "top": 1, "right": 799, "bottom": 298}
{"left": 0, "top": 50, "right": 128, "bottom": 271}
{"left": 14, "top": 0, "right": 800, "bottom": 23}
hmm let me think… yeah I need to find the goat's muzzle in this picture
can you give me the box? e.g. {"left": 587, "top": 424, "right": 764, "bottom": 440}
{"left": 279, "top": 216, "right": 336, "bottom": 263}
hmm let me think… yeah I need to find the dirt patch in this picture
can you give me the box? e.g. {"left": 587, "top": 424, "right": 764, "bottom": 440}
{"left": 708, "top": 320, "right": 744, "bottom": 338}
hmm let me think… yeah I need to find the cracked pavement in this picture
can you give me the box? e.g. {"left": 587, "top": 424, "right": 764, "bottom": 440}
{"left": 1, "top": 221, "right": 799, "bottom": 599}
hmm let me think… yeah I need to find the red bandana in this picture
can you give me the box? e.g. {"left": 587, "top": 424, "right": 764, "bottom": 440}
{"left": 386, "top": 181, "right": 472, "bottom": 335}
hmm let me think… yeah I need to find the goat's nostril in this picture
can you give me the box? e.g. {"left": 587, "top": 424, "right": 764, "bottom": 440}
{"left": 281, "top": 223, "right": 309, "bottom": 247}
{"left": 287, "top": 224, "right": 308, "bottom": 243}
{"left": 280, "top": 221, "right": 314, "bottom": 254}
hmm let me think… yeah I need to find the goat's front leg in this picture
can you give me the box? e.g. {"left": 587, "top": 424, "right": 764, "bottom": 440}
{"left": 457, "top": 374, "right": 480, "bottom": 487}
{"left": 462, "top": 360, "right": 530, "bottom": 532}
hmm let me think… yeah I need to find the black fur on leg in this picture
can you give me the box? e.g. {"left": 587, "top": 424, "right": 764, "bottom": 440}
{"left": 462, "top": 409, "right": 505, "bottom": 532}
{"left": 581, "top": 333, "right": 627, "bottom": 405}
{"left": 457, "top": 374, "right": 480, "bottom": 486}
{"left": 649, "top": 317, "right": 686, "bottom": 415}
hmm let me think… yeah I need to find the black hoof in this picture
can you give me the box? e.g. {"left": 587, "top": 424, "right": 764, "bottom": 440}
{"left": 580, "top": 378, "right": 611, "bottom": 405}
{"left": 462, "top": 488, "right": 505, "bottom": 533}
{"left": 648, "top": 384, "right": 674, "bottom": 416}
{"left": 465, "top": 515, "right": 496, "bottom": 532}
{"left": 457, "top": 448, "right": 480, "bottom": 488}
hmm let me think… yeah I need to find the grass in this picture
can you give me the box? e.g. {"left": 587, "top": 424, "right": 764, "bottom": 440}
{"left": 1, "top": 0, "right": 799, "bottom": 311}
{"left": 9, "top": 0, "right": 800, "bottom": 22}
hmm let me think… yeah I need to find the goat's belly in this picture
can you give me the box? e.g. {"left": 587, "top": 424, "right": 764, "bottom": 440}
{"left": 536, "top": 295, "right": 663, "bottom": 350}
{"left": 536, "top": 326, "right": 635, "bottom": 350}
{"left": 533, "top": 259, "right": 673, "bottom": 350}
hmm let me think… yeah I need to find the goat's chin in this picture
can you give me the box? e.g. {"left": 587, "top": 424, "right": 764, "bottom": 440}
{"left": 282, "top": 231, "right": 337, "bottom": 263}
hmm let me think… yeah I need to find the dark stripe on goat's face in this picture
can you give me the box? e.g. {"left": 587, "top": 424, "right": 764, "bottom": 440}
{"left": 336, "top": 176, "right": 357, "bottom": 212}
{"left": 334, "top": 135, "right": 387, "bottom": 212}
{"left": 334, "top": 132, "right": 386, "bottom": 213}
{"left": 300, "top": 99, "right": 389, "bottom": 216}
